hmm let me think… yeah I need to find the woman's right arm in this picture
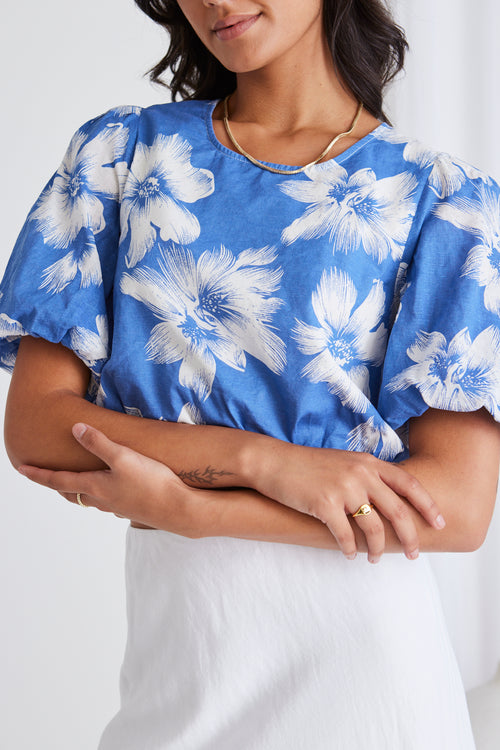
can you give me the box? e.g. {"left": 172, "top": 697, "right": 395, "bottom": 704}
{"left": 5, "top": 336, "right": 261, "bottom": 484}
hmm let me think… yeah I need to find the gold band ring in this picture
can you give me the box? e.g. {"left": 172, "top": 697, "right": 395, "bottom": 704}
{"left": 76, "top": 492, "right": 89, "bottom": 508}
{"left": 352, "top": 503, "right": 374, "bottom": 518}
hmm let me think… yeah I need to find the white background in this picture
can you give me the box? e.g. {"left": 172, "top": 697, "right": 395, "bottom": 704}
{"left": 1, "top": 1, "right": 499, "bottom": 748}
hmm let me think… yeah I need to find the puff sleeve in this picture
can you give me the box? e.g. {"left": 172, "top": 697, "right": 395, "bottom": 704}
{"left": 0, "top": 106, "right": 141, "bottom": 385}
{"left": 378, "top": 174, "right": 500, "bottom": 430}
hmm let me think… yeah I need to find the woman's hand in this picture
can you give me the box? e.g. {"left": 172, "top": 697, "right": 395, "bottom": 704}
{"left": 250, "top": 442, "right": 446, "bottom": 563}
{"left": 17, "top": 423, "right": 203, "bottom": 537}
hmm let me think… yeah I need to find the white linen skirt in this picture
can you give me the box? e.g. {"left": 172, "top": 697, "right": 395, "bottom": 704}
{"left": 98, "top": 526, "right": 476, "bottom": 750}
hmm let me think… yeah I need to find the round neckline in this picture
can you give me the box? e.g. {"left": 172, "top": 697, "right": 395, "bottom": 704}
{"left": 204, "top": 99, "right": 389, "bottom": 173}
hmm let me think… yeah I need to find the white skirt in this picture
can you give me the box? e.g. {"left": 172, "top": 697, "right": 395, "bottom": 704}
{"left": 98, "top": 527, "right": 476, "bottom": 750}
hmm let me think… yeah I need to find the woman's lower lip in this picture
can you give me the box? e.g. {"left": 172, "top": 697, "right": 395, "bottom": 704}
{"left": 214, "top": 15, "right": 260, "bottom": 42}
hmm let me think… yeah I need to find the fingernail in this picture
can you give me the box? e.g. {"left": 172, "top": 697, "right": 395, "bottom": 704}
{"left": 435, "top": 515, "right": 446, "bottom": 530}
{"left": 369, "top": 556, "right": 381, "bottom": 565}
{"left": 18, "top": 467, "right": 27, "bottom": 476}
{"left": 408, "top": 549, "right": 419, "bottom": 560}
{"left": 72, "top": 423, "right": 88, "bottom": 440}
{"left": 346, "top": 552, "right": 357, "bottom": 561}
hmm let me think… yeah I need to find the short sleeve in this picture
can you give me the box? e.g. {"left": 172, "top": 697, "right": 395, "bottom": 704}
{"left": 0, "top": 106, "right": 141, "bottom": 379}
{"left": 378, "top": 175, "right": 500, "bottom": 428}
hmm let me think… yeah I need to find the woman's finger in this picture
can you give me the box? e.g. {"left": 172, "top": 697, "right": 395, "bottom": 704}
{"left": 378, "top": 462, "right": 446, "bottom": 530}
{"left": 57, "top": 490, "right": 78, "bottom": 504}
{"left": 348, "top": 504, "right": 386, "bottom": 564}
{"left": 324, "top": 510, "right": 358, "bottom": 560}
{"left": 18, "top": 465, "right": 84, "bottom": 492}
{"left": 71, "top": 423, "right": 125, "bottom": 468}
{"left": 18, "top": 465, "right": 100, "bottom": 505}
{"left": 363, "top": 482, "right": 420, "bottom": 561}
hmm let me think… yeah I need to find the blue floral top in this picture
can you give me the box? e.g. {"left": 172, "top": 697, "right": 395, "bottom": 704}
{"left": 1, "top": 100, "right": 499, "bottom": 460}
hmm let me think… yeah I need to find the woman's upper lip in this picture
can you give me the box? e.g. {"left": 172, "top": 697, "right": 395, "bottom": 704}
{"left": 213, "top": 14, "right": 260, "bottom": 32}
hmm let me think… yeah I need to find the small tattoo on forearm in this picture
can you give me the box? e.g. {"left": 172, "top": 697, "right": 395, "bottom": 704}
{"left": 178, "top": 466, "right": 235, "bottom": 486}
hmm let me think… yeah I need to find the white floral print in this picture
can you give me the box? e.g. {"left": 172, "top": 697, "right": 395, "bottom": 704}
{"left": 178, "top": 403, "right": 205, "bottom": 425}
{"left": 0, "top": 313, "right": 25, "bottom": 339}
{"left": 32, "top": 122, "right": 130, "bottom": 250}
{"left": 389, "top": 262, "right": 410, "bottom": 327}
{"left": 87, "top": 373, "right": 106, "bottom": 407}
{"left": 31, "top": 121, "right": 130, "bottom": 294}
{"left": 280, "top": 164, "right": 417, "bottom": 262}
{"left": 120, "top": 245, "right": 286, "bottom": 401}
{"left": 39, "top": 240, "right": 103, "bottom": 294}
{"left": 124, "top": 406, "right": 144, "bottom": 418}
{"left": 69, "top": 315, "right": 109, "bottom": 370}
{"left": 0, "top": 348, "right": 16, "bottom": 372}
{"left": 347, "top": 417, "right": 404, "bottom": 460}
{"left": 0, "top": 315, "right": 21, "bottom": 372}
{"left": 387, "top": 326, "right": 500, "bottom": 417}
{"left": 110, "top": 105, "right": 142, "bottom": 117}
{"left": 403, "top": 141, "right": 491, "bottom": 199}
{"left": 293, "top": 269, "right": 387, "bottom": 413}
{"left": 374, "top": 129, "right": 491, "bottom": 199}
{"left": 373, "top": 127, "right": 409, "bottom": 146}
{"left": 435, "top": 185, "right": 500, "bottom": 315}
{"left": 121, "top": 135, "right": 214, "bottom": 268}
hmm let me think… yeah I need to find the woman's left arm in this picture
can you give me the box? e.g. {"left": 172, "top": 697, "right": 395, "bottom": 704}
{"left": 204, "top": 407, "right": 500, "bottom": 554}
{"left": 383, "top": 407, "right": 500, "bottom": 552}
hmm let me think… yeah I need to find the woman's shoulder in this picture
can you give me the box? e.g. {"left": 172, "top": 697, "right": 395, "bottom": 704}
{"left": 73, "top": 99, "right": 213, "bottom": 141}
{"left": 116, "top": 99, "right": 212, "bottom": 133}
{"left": 371, "top": 123, "right": 499, "bottom": 201}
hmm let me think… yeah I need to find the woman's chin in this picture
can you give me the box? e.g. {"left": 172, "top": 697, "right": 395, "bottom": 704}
{"left": 214, "top": 53, "right": 270, "bottom": 76}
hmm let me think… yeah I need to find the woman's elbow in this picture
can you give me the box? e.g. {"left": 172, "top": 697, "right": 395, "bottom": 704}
{"left": 4, "top": 391, "right": 69, "bottom": 470}
{"left": 4, "top": 338, "right": 97, "bottom": 472}
{"left": 456, "top": 526, "right": 488, "bottom": 553}
{"left": 451, "top": 493, "right": 496, "bottom": 553}
{"left": 4, "top": 419, "right": 35, "bottom": 470}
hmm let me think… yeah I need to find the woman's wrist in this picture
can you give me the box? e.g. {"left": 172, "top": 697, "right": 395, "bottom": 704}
{"left": 146, "top": 476, "right": 207, "bottom": 538}
{"left": 236, "top": 431, "right": 288, "bottom": 493}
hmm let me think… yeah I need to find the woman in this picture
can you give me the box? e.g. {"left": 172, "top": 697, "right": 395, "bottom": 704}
{"left": 1, "top": 0, "right": 499, "bottom": 747}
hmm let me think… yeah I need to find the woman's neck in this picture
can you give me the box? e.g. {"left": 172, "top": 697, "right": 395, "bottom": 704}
{"left": 211, "top": 28, "right": 380, "bottom": 168}
{"left": 228, "top": 32, "right": 357, "bottom": 134}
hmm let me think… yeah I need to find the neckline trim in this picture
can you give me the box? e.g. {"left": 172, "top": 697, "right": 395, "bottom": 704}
{"left": 204, "top": 99, "right": 389, "bottom": 173}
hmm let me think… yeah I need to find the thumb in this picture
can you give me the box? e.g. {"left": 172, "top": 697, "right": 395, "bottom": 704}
{"left": 72, "top": 423, "right": 123, "bottom": 466}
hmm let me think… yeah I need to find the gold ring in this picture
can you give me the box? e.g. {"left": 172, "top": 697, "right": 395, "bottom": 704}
{"left": 76, "top": 492, "right": 89, "bottom": 508}
{"left": 352, "top": 503, "right": 374, "bottom": 518}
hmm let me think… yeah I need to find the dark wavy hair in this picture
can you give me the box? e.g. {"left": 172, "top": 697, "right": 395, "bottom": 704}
{"left": 134, "top": 0, "right": 408, "bottom": 122}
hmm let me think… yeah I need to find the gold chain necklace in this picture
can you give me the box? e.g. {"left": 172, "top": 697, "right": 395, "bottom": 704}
{"left": 222, "top": 95, "right": 364, "bottom": 175}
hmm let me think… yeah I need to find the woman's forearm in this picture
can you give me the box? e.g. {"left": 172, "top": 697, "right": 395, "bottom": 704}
{"left": 199, "top": 450, "right": 495, "bottom": 554}
{"left": 200, "top": 487, "right": 340, "bottom": 549}
{"left": 4, "top": 338, "right": 269, "bottom": 486}
{"left": 6, "top": 387, "right": 270, "bottom": 486}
